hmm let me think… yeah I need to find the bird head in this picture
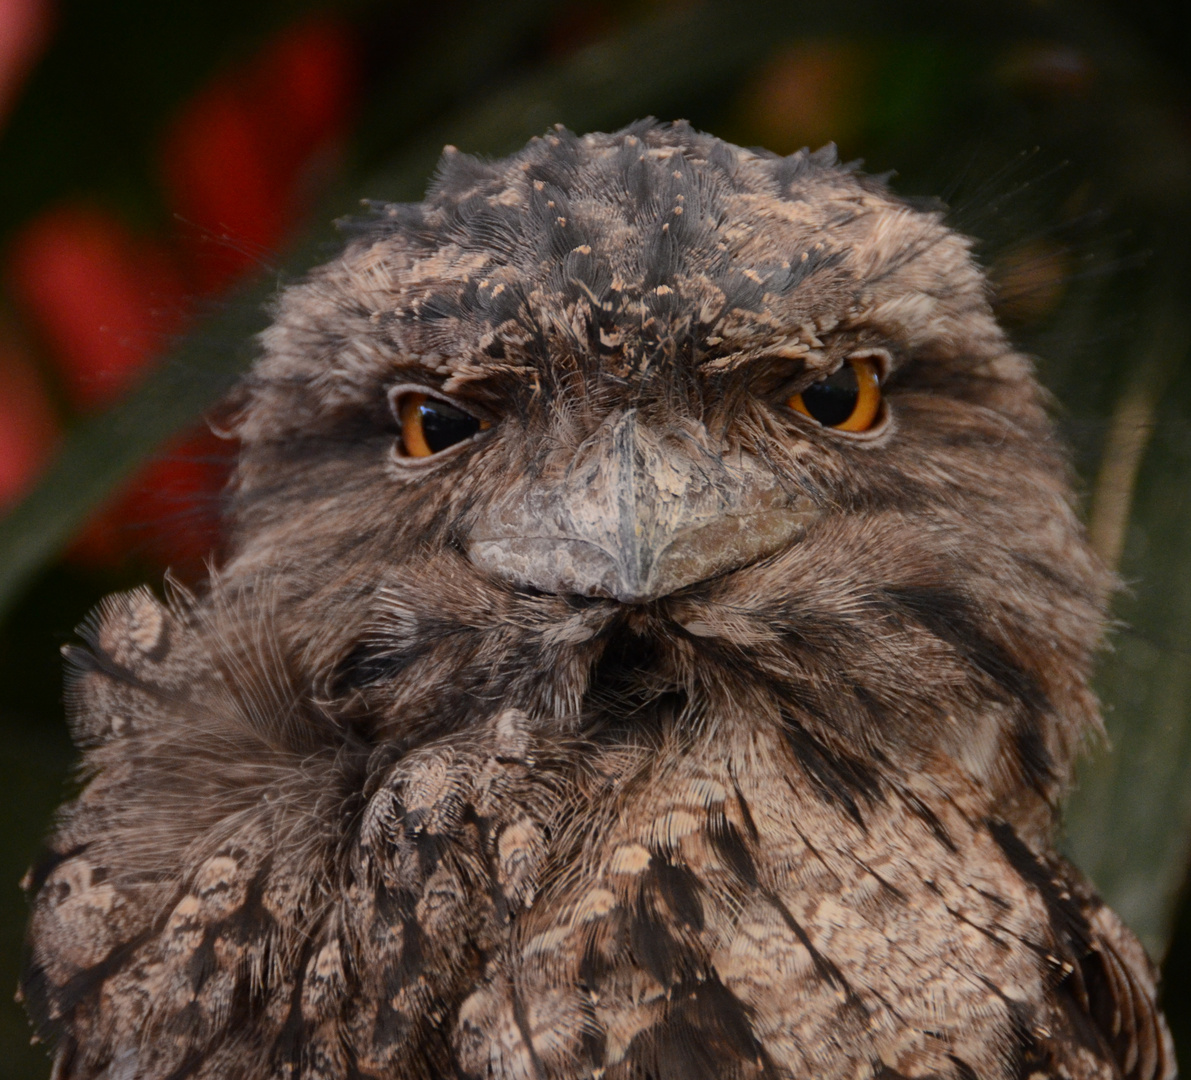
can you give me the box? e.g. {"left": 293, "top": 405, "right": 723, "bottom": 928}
{"left": 226, "top": 122, "right": 1107, "bottom": 829}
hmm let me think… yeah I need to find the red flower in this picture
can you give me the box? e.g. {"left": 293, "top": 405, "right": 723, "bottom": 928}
{"left": 6, "top": 204, "right": 188, "bottom": 411}
{"left": 0, "top": 0, "right": 55, "bottom": 130}
{"left": 69, "top": 427, "right": 232, "bottom": 576}
{"left": 3, "top": 12, "right": 357, "bottom": 576}
{"left": 161, "top": 15, "right": 356, "bottom": 290}
{"left": 0, "top": 336, "right": 59, "bottom": 511}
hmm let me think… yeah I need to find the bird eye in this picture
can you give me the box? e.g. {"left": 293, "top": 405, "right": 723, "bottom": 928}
{"left": 788, "top": 356, "right": 882, "bottom": 432}
{"left": 392, "top": 391, "right": 489, "bottom": 458}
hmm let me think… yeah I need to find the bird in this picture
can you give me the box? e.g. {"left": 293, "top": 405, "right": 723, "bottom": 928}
{"left": 20, "top": 121, "right": 1177, "bottom": 1080}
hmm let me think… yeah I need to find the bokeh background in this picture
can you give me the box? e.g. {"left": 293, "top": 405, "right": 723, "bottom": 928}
{"left": 0, "top": 0, "right": 1188, "bottom": 1074}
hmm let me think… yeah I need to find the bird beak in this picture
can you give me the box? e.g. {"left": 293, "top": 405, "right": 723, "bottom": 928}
{"left": 467, "top": 409, "right": 818, "bottom": 603}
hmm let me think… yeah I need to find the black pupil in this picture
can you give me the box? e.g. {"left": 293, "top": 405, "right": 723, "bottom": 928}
{"left": 419, "top": 400, "right": 481, "bottom": 452}
{"left": 800, "top": 364, "right": 859, "bottom": 426}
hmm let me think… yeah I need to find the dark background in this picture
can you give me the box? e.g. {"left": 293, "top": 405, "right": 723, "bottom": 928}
{"left": 0, "top": 1, "right": 1188, "bottom": 1075}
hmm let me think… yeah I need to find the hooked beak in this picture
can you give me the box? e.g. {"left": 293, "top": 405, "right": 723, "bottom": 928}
{"left": 467, "top": 410, "right": 817, "bottom": 603}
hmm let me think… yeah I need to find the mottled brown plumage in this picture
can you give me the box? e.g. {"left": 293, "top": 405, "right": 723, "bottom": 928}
{"left": 21, "top": 122, "right": 1176, "bottom": 1080}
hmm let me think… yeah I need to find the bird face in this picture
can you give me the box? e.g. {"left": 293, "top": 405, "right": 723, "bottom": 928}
{"left": 227, "top": 124, "right": 1103, "bottom": 830}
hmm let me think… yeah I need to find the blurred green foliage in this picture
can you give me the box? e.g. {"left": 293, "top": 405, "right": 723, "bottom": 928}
{"left": 0, "top": 1, "right": 1188, "bottom": 1075}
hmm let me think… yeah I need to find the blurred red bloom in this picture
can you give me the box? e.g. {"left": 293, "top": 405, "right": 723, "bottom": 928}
{"left": 70, "top": 427, "right": 233, "bottom": 576}
{"left": 125, "top": 427, "right": 232, "bottom": 574}
{"left": 6, "top": 204, "right": 188, "bottom": 411}
{"left": 0, "top": 335, "right": 59, "bottom": 510}
{"left": 2, "top": 12, "right": 357, "bottom": 577}
{"left": 161, "top": 15, "right": 356, "bottom": 290}
{"left": 0, "top": 0, "right": 55, "bottom": 129}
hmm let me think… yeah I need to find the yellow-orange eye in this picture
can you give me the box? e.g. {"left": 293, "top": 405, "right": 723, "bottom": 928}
{"left": 788, "top": 356, "right": 882, "bottom": 432}
{"left": 393, "top": 392, "right": 489, "bottom": 458}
